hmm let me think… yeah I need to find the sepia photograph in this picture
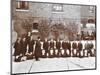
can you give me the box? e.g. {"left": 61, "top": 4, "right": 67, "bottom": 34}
{"left": 11, "top": 0, "right": 96, "bottom": 74}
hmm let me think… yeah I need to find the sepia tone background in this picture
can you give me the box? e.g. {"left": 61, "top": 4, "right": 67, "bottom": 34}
{"left": 11, "top": 0, "right": 96, "bottom": 74}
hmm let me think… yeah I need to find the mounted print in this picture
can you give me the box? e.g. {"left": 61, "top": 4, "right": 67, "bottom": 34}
{"left": 11, "top": 0, "right": 96, "bottom": 74}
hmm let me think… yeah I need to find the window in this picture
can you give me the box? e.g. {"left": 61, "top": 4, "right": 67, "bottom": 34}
{"left": 52, "top": 4, "right": 63, "bottom": 12}
{"left": 16, "top": 1, "right": 29, "bottom": 10}
{"left": 89, "top": 6, "right": 95, "bottom": 13}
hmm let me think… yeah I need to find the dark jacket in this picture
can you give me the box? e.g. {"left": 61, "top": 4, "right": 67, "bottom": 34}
{"left": 50, "top": 41, "right": 54, "bottom": 49}
{"left": 28, "top": 40, "right": 34, "bottom": 53}
{"left": 72, "top": 42, "right": 77, "bottom": 49}
{"left": 43, "top": 41, "right": 49, "bottom": 50}
{"left": 56, "top": 41, "right": 61, "bottom": 49}
{"left": 21, "top": 40, "right": 27, "bottom": 54}
{"left": 78, "top": 42, "right": 83, "bottom": 50}
{"left": 14, "top": 41, "right": 22, "bottom": 56}
{"left": 35, "top": 40, "right": 41, "bottom": 57}
{"left": 68, "top": 42, "right": 71, "bottom": 50}
{"left": 62, "top": 42, "right": 67, "bottom": 49}
{"left": 85, "top": 43, "right": 90, "bottom": 50}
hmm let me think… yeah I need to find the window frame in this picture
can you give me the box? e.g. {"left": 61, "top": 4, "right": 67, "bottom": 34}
{"left": 16, "top": 1, "right": 29, "bottom": 11}
{"left": 52, "top": 4, "right": 63, "bottom": 12}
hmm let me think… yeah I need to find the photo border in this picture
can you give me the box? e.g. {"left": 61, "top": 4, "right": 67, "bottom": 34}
{"left": 10, "top": 0, "right": 97, "bottom": 75}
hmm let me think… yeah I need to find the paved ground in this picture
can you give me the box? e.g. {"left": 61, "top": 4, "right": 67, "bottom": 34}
{"left": 12, "top": 57, "right": 95, "bottom": 74}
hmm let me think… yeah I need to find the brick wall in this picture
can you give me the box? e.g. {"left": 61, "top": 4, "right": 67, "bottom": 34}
{"left": 11, "top": 0, "right": 95, "bottom": 40}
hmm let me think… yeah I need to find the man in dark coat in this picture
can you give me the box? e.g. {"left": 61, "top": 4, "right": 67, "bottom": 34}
{"left": 43, "top": 38, "right": 49, "bottom": 58}
{"left": 87, "top": 42, "right": 93, "bottom": 57}
{"left": 14, "top": 37, "right": 22, "bottom": 62}
{"left": 28, "top": 36, "right": 35, "bottom": 54}
{"left": 21, "top": 37, "right": 27, "bottom": 56}
{"left": 72, "top": 41, "right": 77, "bottom": 57}
{"left": 88, "top": 42, "right": 94, "bottom": 57}
{"left": 55, "top": 39, "right": 61, "bottom": 57}
{"left": 68, "top": 41, "right": 71, "bottom": 51}
{"left": 49, "top": 39, "right": 54, "bottom": 49}
{"left": 25, "top": 36, "right": 35, "bottom": 60}
{"left": 26, "top": 32, "right": 31, "bottom": 45}
{"left": 83, "top": 42, "right": 89, "bottom": 57}
{"left": 77, "top": 41, "right": 83, "bottom": 57}
{"left": 86, "top": 42, "right": 92, "bottom": 57}
{"left": 72, "top": 42, "right": 77, "bottom": 49}
{"left": 62, "top": 41, "right": 67, "bottom": 50}
{"left": 66, "top": 41, "right": 71, "bottom": 57}
{"left": 61, "top": 41, "right": 67, "bottom": 57}
{"left": 78, "top": 41, "right": 83, "bottom": 50}
{"left": 49, "top": 39, "right": 55, "bottom": 58}
{"left": 34, "top": 37, "right": 41, "bottom": 61}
